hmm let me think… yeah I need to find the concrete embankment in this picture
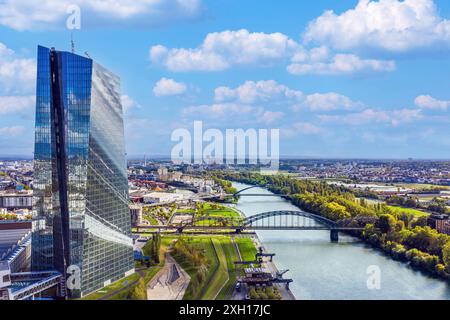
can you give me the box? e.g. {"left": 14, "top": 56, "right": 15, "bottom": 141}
{"left": 251, "top": 234, "right": 296, "bottom": 301}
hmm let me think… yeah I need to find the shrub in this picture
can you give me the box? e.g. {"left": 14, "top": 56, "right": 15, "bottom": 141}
{"left": 127, "top": 278, "right": 147, "bottom": 300}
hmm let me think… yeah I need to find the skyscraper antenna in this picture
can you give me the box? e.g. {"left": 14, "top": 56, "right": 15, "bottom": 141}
{"left": 71, "top": 32, "right": 75, "bottom": 53}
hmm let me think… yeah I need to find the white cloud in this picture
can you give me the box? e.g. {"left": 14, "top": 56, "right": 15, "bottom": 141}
{"left": 304, "top": 0, "right": 450, "bottom": 53}
{"left": 258, "top": 111, "right": 284, "bottom": 124}
{"left": 283, "top": 122, "right": 324, "bottom": 137}
{"left": 214, "top": 80, "right": 361, "bottom": 113}
{"left": 292, "top": 92, "right": 364, "bottom": 111}
{"left": 153, "top": 78, "right": 187, "bottom": 97}
{"left": 0, "top": 43, "right": 14, "bottom": 56}
{"left": 182, "top": 102, "right": 284, "bottom": 125}
{"left": 0, "top": 126, "right": 25, "bottom": 137}
{"left": 319, "top": 108, "right": 422, "bottom": 126}
{"left": 0, "top": 0, "right": 204, "bottom": 30}
{"left": 0, "top": 42, "right": 36, "bottom": 94}
{"left": 415, "top": 95, "right": 450, "bottom": 110}
{"left": 182, "top": 103, "right": 256, "bottom": 119}
{"left": 150, "top": 27, "right": 397, "bottom": 75}
{"left": 288, "top": 53, "right": 396, "bottom": 75}
{"left": 150, "top": 29, "right": 300, "bottom": 72}
{"left": 215, "top": 80, "right": 303, "bottom": 104}
{"left": 121, "top": 95, "right": 140, "bottom": 113}
{"left": 0, "top": 96, "right": 35, "bottom": 115}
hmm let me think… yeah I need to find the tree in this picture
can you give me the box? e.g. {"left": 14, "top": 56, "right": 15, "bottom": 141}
{"left": 443, "top": 242, "right": 450, "bottom": 273}
{"left": 404, "top": 197, "right": 419, "bottom": 208}
{"left": 411, "top": 216, "right": 427, "bottom": 228}
{"left": 427, "top": 198, "right": 448, "bottom": 214}
{"left": 376, "top": 214, "right": 397, "bottom": 234}
{"left": 128, "top": 278, "right": 147, "bottom": 300}
{"left": 152, "top": 233, "right": 161, "bottom": 264}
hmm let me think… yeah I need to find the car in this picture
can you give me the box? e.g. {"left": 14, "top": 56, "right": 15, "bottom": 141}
{"left": 235, "top": 282, "right": 241, "bottom": 292}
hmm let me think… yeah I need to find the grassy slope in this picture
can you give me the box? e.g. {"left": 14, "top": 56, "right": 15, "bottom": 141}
{"left": 143, "top": 215, "right": 159, "bottom": 225}
{"left": 216, "top": 237, "right": 239, "bottom": 300}
{"left": 171, "top": 236, "right": 245, "bottom": 300}
{"left": 172, "top": 237, "right": 219, "bottom": 300}
{"left": 80, "top": 273, "right": 141, "bottom": 300}
{"left": 386, "top": 205, "right": 429, "bottom": 217}
{"left": 202, "top": 203, "right": 241, "bottom": 218}
{"left": 235, "top": 237, "right": 258, "bottom": 262}
{"left": 201, "top": 238, "right": 229, "bottom": 300}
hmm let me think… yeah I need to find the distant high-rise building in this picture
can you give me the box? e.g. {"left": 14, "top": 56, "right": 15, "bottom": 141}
{"left": 32, "top": 46, "right": 134, "bottom": 298}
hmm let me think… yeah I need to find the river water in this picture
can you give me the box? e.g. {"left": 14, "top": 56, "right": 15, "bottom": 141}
{"left": 232, "top": 182, "right": 450, "bottom": 300}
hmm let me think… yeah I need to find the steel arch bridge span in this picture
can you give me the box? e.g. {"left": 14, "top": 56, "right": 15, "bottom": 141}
{"left": 154, "top": 210, "right": 364, "bottom": 242}
{"left": 242, "top": 210, "right": 337, "bottom": 228}
{"left": 233, "top": 186, "right": 260, "bottom": 196}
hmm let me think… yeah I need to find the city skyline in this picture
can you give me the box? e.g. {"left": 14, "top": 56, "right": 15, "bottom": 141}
{"left": 1, "top": 0, "right": 450, "bottom": 159}
{"left": 2, "top": 0, "right": 450, "bottom": 305}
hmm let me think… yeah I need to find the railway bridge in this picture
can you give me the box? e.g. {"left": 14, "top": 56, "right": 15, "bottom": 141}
{"left": 136, "top": 210, "right": 363, "bottom": 242}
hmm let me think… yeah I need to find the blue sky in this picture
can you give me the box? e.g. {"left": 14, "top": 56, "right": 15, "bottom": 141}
{"left": 1, "top": 0, "right": 450, "bottom": 159}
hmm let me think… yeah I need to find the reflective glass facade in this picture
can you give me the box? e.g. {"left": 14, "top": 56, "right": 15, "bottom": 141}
{"left": 32, "top": 46, "right": 134, "bottom": 298}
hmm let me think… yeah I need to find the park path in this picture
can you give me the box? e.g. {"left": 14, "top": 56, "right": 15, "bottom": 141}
{"left": 146, "top": 242, "right": 190, "bottom": 300}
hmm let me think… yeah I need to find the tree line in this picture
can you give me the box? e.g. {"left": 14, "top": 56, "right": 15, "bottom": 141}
{"left": 209, "top": 171, "right": 450, "bottom": 280}
{"left": 172, "top": 238, "right": 211, "bottom": 299}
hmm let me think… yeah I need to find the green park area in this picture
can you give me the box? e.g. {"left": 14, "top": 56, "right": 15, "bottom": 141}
{"left": 78, "top": 231, "right": 262, "bottom": 301}
{"left": 234, "top": 237, "right": 258, "bottom": 261}
{"left": 79, "top": 265, "right": 160, "bottom": 300}
{"left": 192, "top": 203, "right": 243, "bottom": 227}
{"left": 143, "top": 214, "right": 159, "bottom": 226}
{"left": 393, "top": 183, "right": 450, "bottom": 191}
{"left": 386, "top": 205, "right": 429, "bottom": 218}
{"left": 170, "top": 235, "right": 256, "bottom": 300}
{"left": 200, "top": 203, "right": 241, "bottom": 218}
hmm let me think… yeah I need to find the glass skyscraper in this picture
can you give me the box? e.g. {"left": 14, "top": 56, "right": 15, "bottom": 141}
{"left": 32, "top": 46, "right": 134, "bottom": 298}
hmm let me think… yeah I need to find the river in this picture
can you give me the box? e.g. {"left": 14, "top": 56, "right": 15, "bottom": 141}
{"left": 232, "top": 182, "right": 450, "bottom": 300}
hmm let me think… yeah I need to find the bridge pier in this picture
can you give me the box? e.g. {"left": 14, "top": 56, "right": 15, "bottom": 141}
{"left": 330, "top": 229, "right": 339, "bottom": 243}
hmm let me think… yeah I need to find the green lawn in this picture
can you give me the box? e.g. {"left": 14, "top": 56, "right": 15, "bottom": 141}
{"left": 235, "top": 237, "right": 258, "bottom": 262}
{"left": 177, "top": 209, "right": 195, "bottom": 214}
{"left": 80, "top": 272, "right": 141, "bottom": 300}
{"left": 143, "top": 214, "right": 159, "bottom": 225}
{"left": 216, "top": 237, "right": 239, "bottom": 300}
{"left": 386, "top": 205, "right": 429, "bottom": 217}
{"left": 206, "top": 209, "right": 240, "bottom": 218}
{"left": 201, "top": 203, "right": 242, "bottom": 219}
{"left": 201, "top": 238, "right": 229, "bottom": 300}
{"left": 171, "top": 236, "right": 220, "bottom": 300}
{"left": 393, "top": 183, "right": 450, "bottom": 191}
{"left": 193, "top": 203, "right": 243, "bottom": 227}
{"left": 170, "top": 235, "right": 248, "bottom": 300}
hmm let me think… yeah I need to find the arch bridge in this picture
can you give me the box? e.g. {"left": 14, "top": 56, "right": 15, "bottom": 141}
{"left": 231, "top": 186, "right": 284, "bottom": 197}
{"left": 233, "top": 186, "right": 260, "bottom": 196}
{"left": 171, "top": 210, "right": 363, "bottom": 242}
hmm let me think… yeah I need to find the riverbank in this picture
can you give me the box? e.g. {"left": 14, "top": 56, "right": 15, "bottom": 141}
{"left": 231, "top": 181, "right": 450, "bottom": 300}
{"left": 226, "top": 176, "right": 450, "bottom": 282}
{"left": 225, "top": 203, "right": 296, "bottom": 300}
{"left": 250, "top": 234, "right": 296, "bottom": 300}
